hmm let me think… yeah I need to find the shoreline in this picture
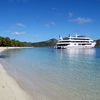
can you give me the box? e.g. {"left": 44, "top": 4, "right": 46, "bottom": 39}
{"left": 0, "top": 47, "right": 33, "bottom": 52}
{"left": 0, "top": 47, "right": 33, "bottom": 100}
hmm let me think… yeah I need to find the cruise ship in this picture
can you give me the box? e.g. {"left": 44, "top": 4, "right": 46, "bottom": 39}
{"left": 55, "top": 34, "right": 96, "bottom": 49}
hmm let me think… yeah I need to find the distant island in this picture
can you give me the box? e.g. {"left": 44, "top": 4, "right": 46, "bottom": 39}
{"left": 0, "top": 36, "right": 100, "bottom": 47}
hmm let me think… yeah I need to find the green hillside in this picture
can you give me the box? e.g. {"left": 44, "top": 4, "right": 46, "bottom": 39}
{"left": 32, "top": 39, "right": 57, "bottom": 47}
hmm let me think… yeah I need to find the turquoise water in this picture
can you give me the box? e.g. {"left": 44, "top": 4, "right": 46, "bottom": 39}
{"left": 0, "top": 47, "right": 100, "bottom": 100}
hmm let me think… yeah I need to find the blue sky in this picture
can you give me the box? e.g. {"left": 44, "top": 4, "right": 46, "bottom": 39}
{"left": 0, "top": 0, "right": 100, "bottom": 42}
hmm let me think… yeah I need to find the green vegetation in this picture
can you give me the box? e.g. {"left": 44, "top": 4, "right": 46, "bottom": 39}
{"left": 95, "top": 39, "right": 100, "bottom": 46}
{"left": 0, "top": 36, "right": 57, "bottom": 47}
{"left": 0, "top": 36, "right": 32, "bottom": 47}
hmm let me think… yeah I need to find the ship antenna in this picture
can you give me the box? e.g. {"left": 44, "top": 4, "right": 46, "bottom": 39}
{"left": 69, "top": 34, "right": 71, "bottom": 39}
{"left": 59, "top": 35, "right": 63, "bottom": 40}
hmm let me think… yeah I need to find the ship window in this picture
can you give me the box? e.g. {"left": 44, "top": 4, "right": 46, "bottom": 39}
{"left": 82, "top": 44, "right": 86, "bottom": 45}
{"left": 57, "top": 44, "right": 69, "bottom": 46}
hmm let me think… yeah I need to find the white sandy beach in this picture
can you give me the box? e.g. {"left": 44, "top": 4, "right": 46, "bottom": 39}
{"left": 0, "top": 47, "right": 33, "bottom": 100}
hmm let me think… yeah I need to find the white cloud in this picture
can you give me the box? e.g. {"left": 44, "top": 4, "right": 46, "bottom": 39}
{"left": 71, "top": 17, "right": 93, "bottom": 24}
{"left": 11, "top": 31, "right": 25, "bottom": 35}
{"left": 45, "top": 21, "right": 56, "bottom": 28}
{"left": 16, "top": 23, "right": 25, "bottom": 28}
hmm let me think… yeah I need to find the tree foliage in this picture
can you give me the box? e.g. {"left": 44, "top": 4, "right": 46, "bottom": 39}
{"left": 0, "top": 36, "right": 32, "bottom": 47}
{"left": 96, "top": 39, "right": 100, "bottom": 46}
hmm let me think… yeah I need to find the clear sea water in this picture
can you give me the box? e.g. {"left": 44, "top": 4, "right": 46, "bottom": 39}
{"left": 0, "top": 47, "right": 100, "bottom": 100}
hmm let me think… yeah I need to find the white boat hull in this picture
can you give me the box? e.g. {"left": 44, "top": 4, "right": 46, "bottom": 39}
{"left": 55, "top": 34, "right": 96, "bottom": 49}
{"left": 55, "top": 43, "right": 96, "bottom": 49}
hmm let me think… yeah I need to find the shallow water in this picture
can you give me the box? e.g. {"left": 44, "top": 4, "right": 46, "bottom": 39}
{"left": 0, "top": 47, "right": 100, "bottom": 100}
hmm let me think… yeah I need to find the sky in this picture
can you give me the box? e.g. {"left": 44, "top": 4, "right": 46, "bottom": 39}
{"left": 0, "top": 0, "right": 100, "bottom": 42}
